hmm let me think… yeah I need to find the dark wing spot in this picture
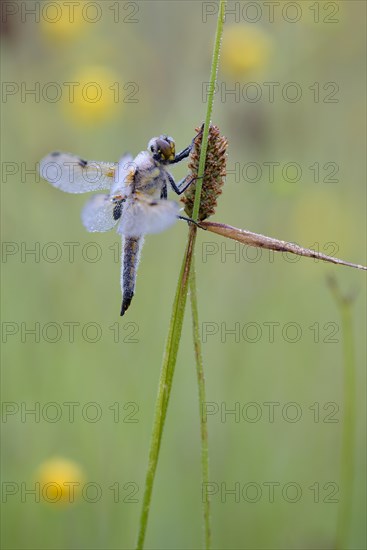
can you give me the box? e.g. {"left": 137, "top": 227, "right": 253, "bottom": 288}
{"left": 78, "top": 158, "right": 88, "bottom": 167}
{"left": 113, "top": 201, "right": 123, "bottom": 220}
{"left": 50, "top": 152, "right": 60, "bottom": 157}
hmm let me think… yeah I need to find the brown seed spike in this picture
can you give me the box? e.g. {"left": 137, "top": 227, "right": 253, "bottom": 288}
{"left": 181, "top": 125, "right": 228, "bottom": 221}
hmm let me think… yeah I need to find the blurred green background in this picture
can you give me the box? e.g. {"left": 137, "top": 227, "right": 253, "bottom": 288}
{"left": 1, "top": 1, "right": 366, "bottom": 549}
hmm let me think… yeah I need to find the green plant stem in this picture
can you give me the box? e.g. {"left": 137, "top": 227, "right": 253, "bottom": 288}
{"left": 136, "top": 226, "right": 196, "bottom": 550}
{"left": 136, "top": 2, "right": 226, "bottom": 547}
{"left": 328, "top": 279, "right": 356, "bottom": 550}
{"left": 336, "top": 304, "right": 356, "bottom": 549}
{"left": 192, "top": 0, "right": 227, "bottom": 222}
{"left": 189, "top": 257, "right": 211, "bottom": 548}
{"left": 188, "top": 2, "right": 226, "bottom": 542}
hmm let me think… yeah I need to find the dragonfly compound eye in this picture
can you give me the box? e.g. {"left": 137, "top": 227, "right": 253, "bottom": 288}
{"left": 156, "top": 137, "right": 175, "bottom": 161}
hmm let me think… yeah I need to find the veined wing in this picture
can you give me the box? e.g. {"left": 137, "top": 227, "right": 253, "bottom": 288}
{"left": 40, "top": 152, "right": 117, "bottom": 193}
{"left": 117, "top": 196, "right": 180, "bottom": 237}
{"left": 81, "top": 194, "right": 119, "bottom": 232}
{"left": 110, "top": 154, "right": 135, "bottom": 197}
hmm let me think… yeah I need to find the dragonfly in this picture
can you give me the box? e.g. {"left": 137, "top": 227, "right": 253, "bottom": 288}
{"left": 39, "top": 132, "right": 202, "bottom": 316}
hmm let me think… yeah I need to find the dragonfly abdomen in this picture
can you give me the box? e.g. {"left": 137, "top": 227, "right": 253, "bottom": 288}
{"left": 120, "top": 236, "right": 144, "bottom": 316}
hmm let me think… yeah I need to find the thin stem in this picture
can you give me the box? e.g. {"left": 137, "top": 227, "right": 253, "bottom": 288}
{"left": 136, "top": 2, "right": 226, "bottom": 547}
{"left": 189, "top": 257, "right": 211, "bottom": 549}
{"left": 328, "top": 279, "right": 357, "bottom": 549}
{"left": 136, "top": 227, "right": 196, "bottom": 550}
{"left": 192, "top": 0, "right": 226, "bottom": 222}
{"left": 187, "top": 2, "right": 226, "bottom": 543}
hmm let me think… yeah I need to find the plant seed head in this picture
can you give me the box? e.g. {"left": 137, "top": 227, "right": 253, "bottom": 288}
{"left": 181, "top": 124, "right": 228, "bottom": 221}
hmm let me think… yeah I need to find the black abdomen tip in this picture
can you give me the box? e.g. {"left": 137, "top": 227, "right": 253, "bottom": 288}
{"left": 120, "top": 293, "right": 134, "bottom": 316}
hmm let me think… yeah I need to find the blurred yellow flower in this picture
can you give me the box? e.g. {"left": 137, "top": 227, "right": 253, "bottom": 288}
{"left": 63, "top": 66, "right": 121, "bottom": 124}
{"left": 40, "top": 0, "right": 87, "bottom": 41}
{"left": 221, "top": 24, "right": 271, "bottom": 78}
{"left": 37, "top": 457, "right": 84, "bottom": 504}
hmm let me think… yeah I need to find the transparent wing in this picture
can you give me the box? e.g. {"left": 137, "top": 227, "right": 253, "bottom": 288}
{"left": 117, "top": 197, "right": 180, "bottom": 237}
{"left": 40, "top": 152, "right": 117, "bottom": 193}
{"left": 81, "top": 194, "right": 118, "bottom": 232}
{"left": 110, "top": 153, "right": 135, "bottom": 197}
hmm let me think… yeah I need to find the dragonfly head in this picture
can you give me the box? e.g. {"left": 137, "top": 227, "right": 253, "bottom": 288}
{"left": 148, "top": 135, "right": 175, "bottom": 164}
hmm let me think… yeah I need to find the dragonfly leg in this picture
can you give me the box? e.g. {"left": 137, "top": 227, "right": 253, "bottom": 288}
{"left": 168, "top": 124, "right": 203, "bottom": 165}
{"left": 167, "top": 172, "right": 203, "bottom": 196}
{"left": 178, "top": 215, "right": 206, "bottom": 229}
